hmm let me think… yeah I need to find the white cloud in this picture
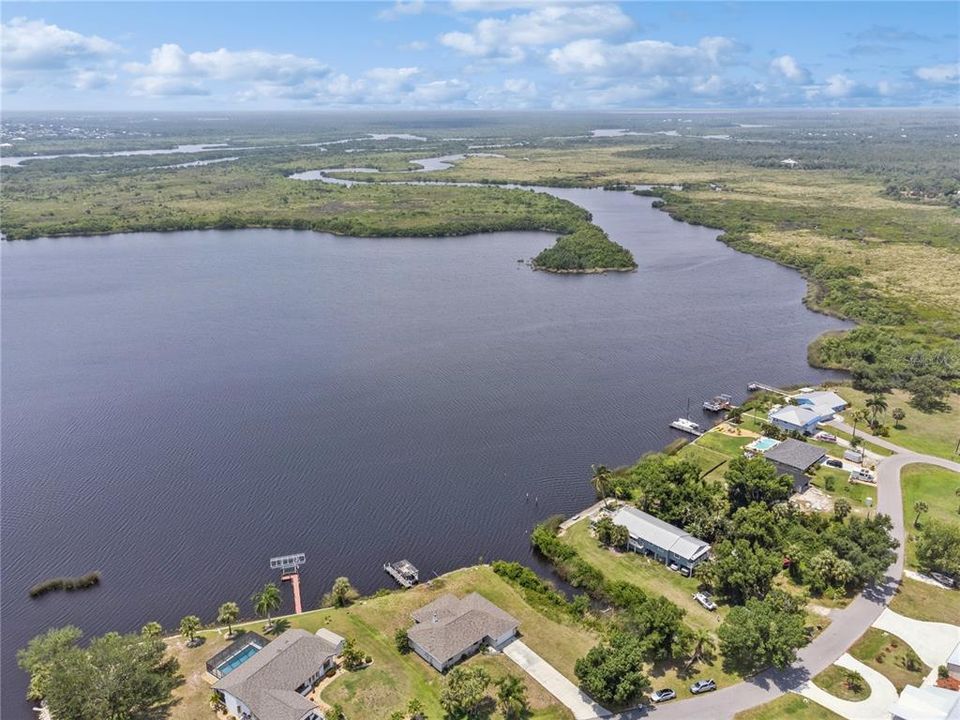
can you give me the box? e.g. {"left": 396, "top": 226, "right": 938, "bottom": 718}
{"left": 126, "top": 43, "right": 329, "bottom": 92}
{"left": 440, "top": 3, "right": 632, "bottom": 62}
{"left": 378, "top": 0, "right": 426, "bottom": 20}
{"left": 548, "top": 36, "right": 740, "bottom": 76}
{"left": 822, "top": 73, "right": 857, "bottom": 98}
{"left": 1, "top": 17, "right": 118, "bottom": 70}
{"left": 1, "top": 17, "right": 120, "bottom": 93}
{"left": 401, "top": 40, "right": 430, "bottom": 51}
{"left": 914, "top": 63, "right": 959, "bottom": 84}
{"left": 769, "top": 54, "right": 811, "bottom": 84}
{"left": 449, "top": 0, "right": 546, "bottom": 11}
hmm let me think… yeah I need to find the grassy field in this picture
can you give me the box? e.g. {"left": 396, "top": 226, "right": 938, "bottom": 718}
{"left": 848, "top": 628, "right": 929, "bottom": 692}
{"left": 836, "top": 387, "right": 960, "bottom": 460}
{"left": 812, "top": 665, "right": 870, "bottom": 701}
{"left": 734, "top": 693, "right": 844, "bottom": 720}
{"left": 901, "top": 464, "right": 960, "bottom": 568}
{"left": 889, "top": 578, "right": 960, "bottom": 623}
{"left": 166, "top": 565, "right": 593, "bottom": 720}
{"left": 810, "top": 467, "right": 877, "bottom": 518}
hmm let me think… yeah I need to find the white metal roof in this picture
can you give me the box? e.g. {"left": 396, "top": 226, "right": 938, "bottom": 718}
{"left": 611, "top": 506, "right": 710, "bottom": 563}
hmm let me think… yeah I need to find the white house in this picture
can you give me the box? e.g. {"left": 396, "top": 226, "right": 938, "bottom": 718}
{"left": 407, "top": 593, "right": 518, "bottom": 672}
{"left": 212, "top": 629, "right": 339, "bottom": 720}
{"left": 610, "top": 505, "right": 710, "bottom": 572}
{"left": 791, "top": 390, "right": 848, "bottom": 414}
{"left": 768, "top": 404, "right": 826, "bottom": 435}
{"left": 948, "top": 640, "right": 960, "bottom": 679}
{"left": 889, "top": 684, "right": 960, "bottom": 720}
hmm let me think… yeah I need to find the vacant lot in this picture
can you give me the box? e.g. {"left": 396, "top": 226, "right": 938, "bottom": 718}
{"left": 734, "top": 694, "right": 843, "bottom": 720}
{"left": 901, "top": 463, "right": 960, "bottom": 568}
{"left": 890, "top": 578, "right": 960, "bottom": 623}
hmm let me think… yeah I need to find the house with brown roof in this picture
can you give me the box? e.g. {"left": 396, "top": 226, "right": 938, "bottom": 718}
{"left": 407, "top": 593, "right": 519, "bottom": 672}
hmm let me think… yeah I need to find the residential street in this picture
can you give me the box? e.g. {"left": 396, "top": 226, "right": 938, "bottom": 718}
{"left": 607, "top": 431, "right": 960, "bottom": 720}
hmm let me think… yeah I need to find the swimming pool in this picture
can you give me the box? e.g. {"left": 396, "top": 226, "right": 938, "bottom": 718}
{"left": 747, "top": 437, "right": 780, "bottom": 453}
{"left": 216, "top": 643, "right": 261, "bottom": 676}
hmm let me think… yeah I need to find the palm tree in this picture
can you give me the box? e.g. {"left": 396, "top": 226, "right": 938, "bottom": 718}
{"left": 217, "top": 601, "right": 240, "bottom": 638}
{"left": 179, "top": 615, "right": 202, "bottom": 646}
{"left": 407, "top": 698, "right": 425, "bottom": 720}
{"left": 891, "top": 407, "right": 906, "bottom": 429}
{"left": 913, "top": 500, "right": 929, "bottom": 528}
{"left": 687, "top": 628, "right": 716, "bottom": 669}
{"left": 850, "top": 408, "right": 871, "bottom": 443}
{"left": 496, "top": 675, "right": 528, "bottom": 719}
{"left": 834, "top": 498, "right": 852, "bottom": 522}
{"left": 252, "top": 583, "right": 282, "bottom": 629}
{"left": 141, "top": 621, "right": 163, "bottom": 639}
{"left": 268, "top": 618, "right": 291, "bottom": 636}
{"left": 591, "top": 464, "right": 611, "bottom": 508}
{"left": 865, "top": 393, "right": 888, "bottom": 426}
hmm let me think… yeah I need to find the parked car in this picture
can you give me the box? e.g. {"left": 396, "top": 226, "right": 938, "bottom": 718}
{"left": 650, "top": 689, "right": 677, "bottom": 703}
{"left": 824, "top": 458, "right": 843, "bottom": 468}
{"left": 693, "top": 591, "right": 717, "bottom": 611}
{"left": 931, "top": 571, "right": 957, "bottom": 588}
{"left": 690, "top": 679, "right": 717, "bottom": 694}
{"left": 815, "top": 432, "right": 837, "bottom": 442}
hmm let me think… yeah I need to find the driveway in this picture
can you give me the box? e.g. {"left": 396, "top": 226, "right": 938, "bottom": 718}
{"left": 501, "top": 638, "right": 611, "bottom": 719}
{"left": 873, "top": 608, "right": 960, "bottom": 680}
{"left": 795, "top": 653, "right": 898, "bottom": 720}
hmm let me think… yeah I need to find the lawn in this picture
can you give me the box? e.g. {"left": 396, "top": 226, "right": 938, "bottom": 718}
{"left": 810, "top": 467, "right": 877, "bottom": 518}
{"left": 848, "top": 628, "right": 929, "bottom": 692}
{"left": 812, "top": 665, "right": 870, "bottom": 701}
{"left": 675, "top": 442, "right": 731, "bottom": 482}
{"left": 167, "top": 565, "right": 592, "bottom": 720}
{"left": 836, "top": 387, "right": 960, "bottom": 461}
{"left": 695, "top": 429, "right": 753, "bottom": 457}
{"left": 901, "top": 464, "right": 960, "bottom": 568}
{"left": 890, "top": 578, "right": 960, "bottom": 624}
{"left": 734, "top": 694, "right": 843, "bottom": 720}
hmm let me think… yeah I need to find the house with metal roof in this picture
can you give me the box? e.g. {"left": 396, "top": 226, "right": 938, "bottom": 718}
{"left": 762, "top": 438, "right": 826, "bottom": 493}
{"left": 768, "top": 404, "right": 826, "bottom": 435}
{"left": 407, "top": 593, "right": 518, "bottom": 672}
{"left": 610, "top": 505, "right": 710, "bottom": 572}
{"left": 212, "top": 628, "right": 339, "bottom": 720}
{"left": 889, "top": 684, "right": 960, "bottom": 720}
{"left": 791, "top": 390, "right": 848, "bottom": 413}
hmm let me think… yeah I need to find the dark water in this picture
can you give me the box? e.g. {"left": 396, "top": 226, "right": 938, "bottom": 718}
{"left": 1, "top": 187, "right": 848, "bottom": 715}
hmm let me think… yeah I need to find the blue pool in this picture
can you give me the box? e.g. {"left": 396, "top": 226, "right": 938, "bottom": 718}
{"left": 749, "top": 437, "right": 780, "bottom": 453}
{"left": 217, "top": 644, "right": 261, "bottom": 676}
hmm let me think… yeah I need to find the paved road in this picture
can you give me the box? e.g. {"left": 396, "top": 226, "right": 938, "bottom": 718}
{"left": 604, "top": 442, "right": 960, "bottom": 720}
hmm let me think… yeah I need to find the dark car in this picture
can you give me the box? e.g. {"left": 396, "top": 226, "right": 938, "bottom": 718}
{"left": 690, "top": 679, "right": 717, "bottom": 694}
{"left": 825, "top": 458, "right": 843, "bottom": 468}
{"left": 650, "top": 689, "right": 677, "bottom": 703}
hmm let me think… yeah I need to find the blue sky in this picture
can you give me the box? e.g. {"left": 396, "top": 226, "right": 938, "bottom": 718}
{"left": 2, "top": 1, "right": 958, "bottom": 110}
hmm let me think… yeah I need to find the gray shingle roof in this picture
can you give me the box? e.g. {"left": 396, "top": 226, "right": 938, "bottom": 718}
{"left": 408, "top": 593, "right": 518, "bottom": 666}
{"left": 213, "top": 628, "right": 338, "bottom": 720}
{"left": 769, "top": 405, "right": 822, "bottom": 427}
{"left": 763, "top": 438, "right": 826, "bottom": 471}
{"left": 610, "top": 506, "right": 710, "bottom": 563}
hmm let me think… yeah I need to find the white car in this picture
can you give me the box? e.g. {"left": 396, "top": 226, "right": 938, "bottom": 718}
{"left": 650, "top": 689, "right": 677, "bottom": 703}
{"left": 815, "top": 432, "right": 837, "bottom": 442}
{"left": 693, "top": 591, "right": 717, "bottom": 611}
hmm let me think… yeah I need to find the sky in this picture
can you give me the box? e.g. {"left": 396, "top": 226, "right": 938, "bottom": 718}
{"left": 2, "top": 1, "right": 958, "bottom": 111}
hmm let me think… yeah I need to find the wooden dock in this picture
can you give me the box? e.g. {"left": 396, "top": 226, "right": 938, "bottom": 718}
{"left": 747, "top": 382, "right": 788, "bottom": 396}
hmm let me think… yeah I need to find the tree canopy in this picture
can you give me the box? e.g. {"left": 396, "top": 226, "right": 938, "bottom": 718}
{"left": 725, "top": 455, "right": 794, "bottom": 509}
{"left": 718, "top": 590, "right": 810, "bottom": 674}
{"left": 574, "top": 632, "right": 651, "bottom": 706}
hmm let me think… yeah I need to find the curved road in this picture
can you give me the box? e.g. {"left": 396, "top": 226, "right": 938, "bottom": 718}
{"left": 617, "top": 429, "right": 960, "bottom": 720}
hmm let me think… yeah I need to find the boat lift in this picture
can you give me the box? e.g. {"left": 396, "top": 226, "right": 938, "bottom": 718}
{"left": 270, "top": 553, "right": 305, "bottom": 615}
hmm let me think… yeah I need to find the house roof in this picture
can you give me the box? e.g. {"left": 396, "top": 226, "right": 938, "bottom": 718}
{"left": 888, "top": 684, "right": 960, "bottom": 720}
{"left": 763, "top": 438, "right": 826, "bottom": 471}
{"left": 408, "top": 593, "right": 518, "bottom": 666}
{"left": 213, "top": 628, "right": 339, "bottom": 720}
{"left": 792, "top": 390, "right": 847, "bottom": 409}
{"left": 314, "top": 628, "right": 345, "bottom": 647}
{"left": 768, "top": 404, "right": 822, "bottom": 428}
{"left": 610, "top": 506, "right": 710, "bottom": 563}
{"left": 949, "top": 641, "right": 960, "bottom": 666}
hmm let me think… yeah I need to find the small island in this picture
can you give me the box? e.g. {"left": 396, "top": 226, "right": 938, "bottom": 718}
{"left": 532, "top": 223, "right": 637, "bottom": 273}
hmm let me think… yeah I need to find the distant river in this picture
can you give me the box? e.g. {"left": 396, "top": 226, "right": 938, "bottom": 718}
{"left": 0, "top": 185, "right": 849, "bottom": 716}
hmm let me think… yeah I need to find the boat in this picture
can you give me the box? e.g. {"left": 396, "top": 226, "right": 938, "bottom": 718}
{"left": 384, "top": 559, "right": 419, "bottom": 588}
{"left": 703, "top": 394, "right": 733, "bottom": 412}
{"left": 669, "top": 417, "right": 701, "bottom": 435}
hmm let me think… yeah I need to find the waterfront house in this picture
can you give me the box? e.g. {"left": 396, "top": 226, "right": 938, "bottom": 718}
{"left": 610, "top": 505, "right": 710, "bottom": 572}
{"left": 767, "top": 404, "right": 825, "bottom": 435}
{"left": 948, "top": 640, "right": 960, "bottom": 679}
{"left": 761, "top": 438, "right": 826, "bottom": 493}
{"left": 407, "top": 593, "right": 518, "bottom": 672}
{"left": 212, "top": 628, "right": 340, "bottom": 720}
{"left": 791, "top": 390, "right": 848, "bottom": 414}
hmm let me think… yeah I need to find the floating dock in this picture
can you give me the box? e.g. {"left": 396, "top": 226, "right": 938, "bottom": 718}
{"left": 384, "top": 559, "right": 419, "bottom": 588}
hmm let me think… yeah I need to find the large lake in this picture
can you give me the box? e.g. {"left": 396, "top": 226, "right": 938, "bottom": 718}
{"left": 1, "top": 186, "right": 848, "bottom": 715}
